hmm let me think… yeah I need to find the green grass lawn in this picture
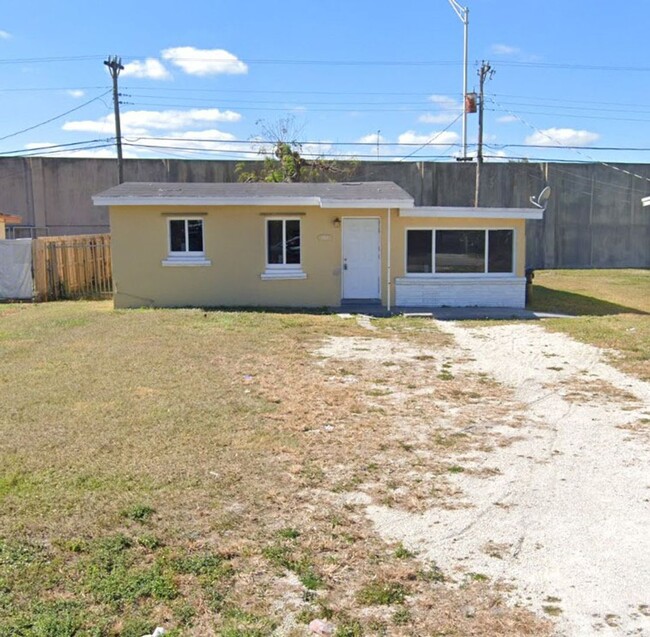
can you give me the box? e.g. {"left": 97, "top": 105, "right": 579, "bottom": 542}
{"left": 529, "top": 269, "right": 650, "bottom": 380}
{"left": 0, "top": 302, "right": 546, "bottom": 637}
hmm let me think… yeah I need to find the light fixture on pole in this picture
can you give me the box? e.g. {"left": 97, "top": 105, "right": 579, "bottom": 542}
{"left": 448, "top": 0, "right": 469, "bottom": 160}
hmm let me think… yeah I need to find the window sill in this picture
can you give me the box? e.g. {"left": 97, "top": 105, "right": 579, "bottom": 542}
{"left": 162, "top": 258, "right": 212, "bottom": 267}
{"left": 398, "top": 275, "right": 522, "bottom": 282}
{"left": 402, "top": 273, "right": 517, "bottom": 278}
{"left": 261, "top": 270, "right": 307, "bottom": 280}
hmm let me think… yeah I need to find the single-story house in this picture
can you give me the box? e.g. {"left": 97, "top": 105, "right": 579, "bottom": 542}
{"left": 0, "top": 213, "right": 22, "bottom": 239}
{"left": 92, "top": 181, "right": 543, "bottom": 310}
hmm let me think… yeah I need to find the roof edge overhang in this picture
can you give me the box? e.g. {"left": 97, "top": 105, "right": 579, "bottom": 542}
{"left": 399, "top": 206, "right": 544, "bottom": 220}
{"left": 92, "top": 196, "right": 415, "bottom": 209}
{"left": 0, "top": 214, "right": 22, "bottom": 224}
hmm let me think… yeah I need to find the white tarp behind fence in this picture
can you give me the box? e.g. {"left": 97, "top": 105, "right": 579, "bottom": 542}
{"left": 0, "top": 239, "right": 33, "bottom": 299}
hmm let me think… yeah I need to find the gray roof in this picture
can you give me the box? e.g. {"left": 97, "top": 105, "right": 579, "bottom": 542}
{"left": 93, "top": 181, "right": 414, "bottom": 208}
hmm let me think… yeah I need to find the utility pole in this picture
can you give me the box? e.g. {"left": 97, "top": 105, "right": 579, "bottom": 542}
{"left": 448, "top": 0, "right": 469, "bottom": 160}
{"left": 104, "top": 56, "right": 125, "bottom": 184}
{"left": 474, "top": 60, "right": 494, "bottom": 207}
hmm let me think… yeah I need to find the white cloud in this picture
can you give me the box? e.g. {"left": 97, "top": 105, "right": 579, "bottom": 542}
{"left": 24, "top": 142, "right": 58, "bottom": 150}
{"left": 0, "top": 30, "right": 11, "bottom": 40}
{"left": 24, "top": 132, "right": 243, "bottom": 159}
{"left": 525, "top": 127, "right": 599, "bottom": 147}
{"left": 22, "top": 142, "right": 128, "bottom": 159}
{"left": 63, "top": 108, "right": 241, "bottom": 136}
{"left": 397, "top": 130, "right": 459, "bottom": 146}
{"left": 301, "top": 141, "right": 333, "bottom": 157}
{"left": 497, "top": 115, "right": 518, "bottom": 124}
{"left": 428, "top": 94, "right": 459, "bottom": 109}
{"left": 122, "top": 58, "right": 171, "bottom": 80}
{"left": 491, "top": 44, "right": 520, "bottom": 56}
{"left": 67, "top": 89, "right": 86, "bottom": 99}
{"left": 131, "top": 129, "right": 239, "bottom": 154}
{"left": 161, "top": 47, "right": 248, "bottom": 76}
{"left": 357, "top": 133, "right": 386, "bottom": 144}
{"left": 418, "top": 112, "right": 459, "bottom": 125}
{"left": 418, "top": 94, "right": 462, "bottom": 125}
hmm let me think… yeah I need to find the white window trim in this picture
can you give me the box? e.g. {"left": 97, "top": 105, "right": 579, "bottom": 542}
{"left": 163, "top": 216, "right": 211, "bottom": 266}
{"left": 404, "top": 227, "right": 516, "bottom": 277}
{"left": 262, "top": 216, "right": 306, "bottom": 280}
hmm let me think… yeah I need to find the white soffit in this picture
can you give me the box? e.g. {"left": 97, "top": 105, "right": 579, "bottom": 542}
{"left": 399, "top": 206, "right": 544, "bottom": 220}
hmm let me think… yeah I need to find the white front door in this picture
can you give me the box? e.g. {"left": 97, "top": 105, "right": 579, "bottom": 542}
{"left": 342, "top": 218, "right": 381, "bottom": 299}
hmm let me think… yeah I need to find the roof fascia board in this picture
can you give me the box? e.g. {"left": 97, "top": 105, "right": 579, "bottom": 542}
{"left": 399, "top": 206, "right": 543, "bottom": 220}
{"left": 320, "top": 199, "right": 414, "bottom": 209}
{"left": 93, "top": 195, "right": 414, "bottom": 209}
{"left": 93, "top": 196, "right": 323, "bottom": 207}
{"left": 0, "top": 214, "right": 22, "bottom": 223}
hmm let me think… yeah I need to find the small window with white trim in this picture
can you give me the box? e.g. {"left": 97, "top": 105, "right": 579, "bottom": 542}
{"left": 163, "top": 217, "right": 210, "bottom": 266}
{"left": 406, "top": 229, "right": 514, "bottom": 275}
{"left": 262, "top": 217, "right": 306, "bottom": 279}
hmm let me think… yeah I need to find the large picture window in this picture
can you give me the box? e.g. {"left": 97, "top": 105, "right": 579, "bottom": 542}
{"left": 406, "top": 229, "right": 514, "bottom": 275}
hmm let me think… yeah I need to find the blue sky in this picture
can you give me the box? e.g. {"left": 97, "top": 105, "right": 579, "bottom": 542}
{"left": 1, "top": 0, "right": 649, "bottom": 164}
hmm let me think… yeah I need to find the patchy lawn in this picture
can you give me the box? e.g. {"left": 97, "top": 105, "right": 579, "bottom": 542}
{"left": 529, "top": 269, "right": 650, "bottom": 380}
{"left": 0, "top": 302, "right": 548, "bottom": 637}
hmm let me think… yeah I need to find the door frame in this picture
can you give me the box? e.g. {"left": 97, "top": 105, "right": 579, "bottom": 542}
{"left": 340, "top": 216, "right": 381, "bottom": 301}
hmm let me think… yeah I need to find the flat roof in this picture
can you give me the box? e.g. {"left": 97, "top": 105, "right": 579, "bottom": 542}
{"left": 93, "top": 181, "right": 415, "bottom": 209}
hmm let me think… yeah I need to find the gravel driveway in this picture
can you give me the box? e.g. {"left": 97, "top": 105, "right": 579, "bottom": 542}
{"left": 367, "top": 321, "right": 650, "bottom": 636}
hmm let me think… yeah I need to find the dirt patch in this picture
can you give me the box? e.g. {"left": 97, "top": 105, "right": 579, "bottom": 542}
{"left": 365, "top": 321, "right": 650, "bottom": 636}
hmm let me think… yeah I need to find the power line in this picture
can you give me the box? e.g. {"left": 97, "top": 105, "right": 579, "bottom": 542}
{"left": 0, "top": 138, "right": 113, "bottom": 156}
{"left": 126, "top": 100, "right": 456, "bottom": 114}
{"left": 2, "top": 54, "right": 650, "bottom": 73}
{"left": 0, "top": 85, "right": 109, "bottom": 93}
{"left": 489, "top": 98, "right": 650, "bottom": 184}
{"left": 123, "top": 93, "right": 460, "bottom": 107}
{"left": 123, "top": 136, "right": 650, "bottom": 152}
{"left": 397, "top": 113, "right": 463, "bottom": 161}
{"left": 0, "top": 90, "right": 111, "bottom": 143}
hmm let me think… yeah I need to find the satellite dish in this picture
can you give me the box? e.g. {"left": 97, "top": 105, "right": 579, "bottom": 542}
{"left": 530, "top": 185, "right": 551, "bottom": 209}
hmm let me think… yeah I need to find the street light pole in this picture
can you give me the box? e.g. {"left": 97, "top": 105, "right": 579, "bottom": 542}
{"left": 448, "top": 0, "right": 469, "bottom": 160}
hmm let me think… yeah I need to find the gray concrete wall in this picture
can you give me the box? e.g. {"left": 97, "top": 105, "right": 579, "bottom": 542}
{"left": 1, "top": 157, "right": 649, "bottom": 268}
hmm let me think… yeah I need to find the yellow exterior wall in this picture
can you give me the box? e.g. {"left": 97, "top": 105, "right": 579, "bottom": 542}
{"left": 109, "top": 204, "right": 528, "bottom": 309}
{"left": 109, "top": 205, "right": 389, "bottom": 308}
{"left": 0, "top": 220, "right": 5, "bottom": 239}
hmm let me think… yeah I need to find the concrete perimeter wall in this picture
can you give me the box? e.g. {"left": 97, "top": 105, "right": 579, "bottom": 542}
{"left": 1, "top": 157, "right": 649, "bottom": 269}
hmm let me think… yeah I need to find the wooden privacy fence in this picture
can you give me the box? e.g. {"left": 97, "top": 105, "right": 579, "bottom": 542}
{"left": 33, "top": 234, "right": 113, "bottom": 301}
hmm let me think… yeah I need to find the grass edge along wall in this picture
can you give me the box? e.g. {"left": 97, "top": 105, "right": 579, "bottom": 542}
{"left": 95, "top": 182, "right": 537, "bottom": 309}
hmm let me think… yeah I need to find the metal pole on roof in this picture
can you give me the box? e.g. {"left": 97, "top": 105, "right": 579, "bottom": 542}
{"left": 448, "top": 0, "right": 469, "bottom": 160}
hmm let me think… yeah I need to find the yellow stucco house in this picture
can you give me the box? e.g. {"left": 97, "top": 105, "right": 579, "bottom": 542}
{"left": 0, "top": 213, "right": 22, "bottom": 239}
{"left": 92, "top": 181, "right": 543, "bottom": 310}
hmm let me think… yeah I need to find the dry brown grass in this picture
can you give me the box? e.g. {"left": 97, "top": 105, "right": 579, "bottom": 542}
{"left": 0, "top": 302, "right": 550, "bottom": 636}
{"left": 530, "top": 269, "right": 650, "bottom": 381}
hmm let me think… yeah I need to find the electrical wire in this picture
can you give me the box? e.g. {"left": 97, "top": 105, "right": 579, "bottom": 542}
{"left": 0, "top": 90, "right": 112, "bottom": 142}
{"left": 488, "top": 98, "right": 650, "bottom": 183}
{"left": 397, "top": 113, "right": 463, "bottom": 161}
{"left": 0, "top": 138, "right": 113, "bottom": 156}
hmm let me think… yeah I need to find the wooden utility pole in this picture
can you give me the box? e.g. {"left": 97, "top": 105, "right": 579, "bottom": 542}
{"left": 474, "top": 60, "right": 494, "bottom": 207}
{"left": 104, "top": 56, "right": 125, "bottom": 184}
